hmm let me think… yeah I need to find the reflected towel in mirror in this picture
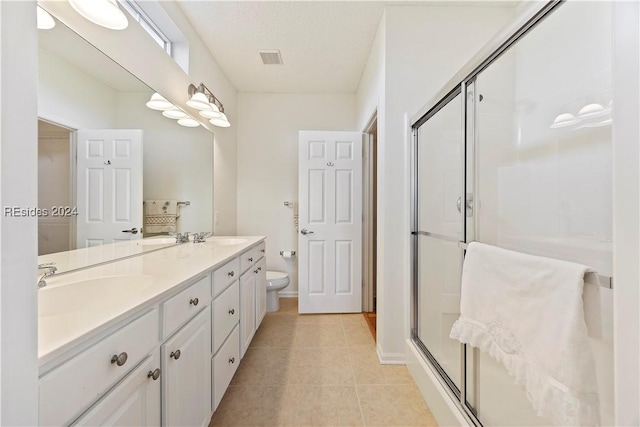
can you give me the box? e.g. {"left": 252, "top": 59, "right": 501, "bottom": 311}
{"left": 144, "top": 200, "right": 178, "bottom": 233}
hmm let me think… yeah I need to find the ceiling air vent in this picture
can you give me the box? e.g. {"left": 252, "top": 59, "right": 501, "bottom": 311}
{"left": 259, "top": 50, "right": 283, "bottom": 65}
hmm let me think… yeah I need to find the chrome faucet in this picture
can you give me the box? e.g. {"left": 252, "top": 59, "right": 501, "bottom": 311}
{"left": 192, "top": 232, "right": 214, "bottom": 243}
{"left": 169, "top": 232, "right": 190, "bottom": 243}
{"left": 38, "top": 263, "right": 57, "bottom": 288}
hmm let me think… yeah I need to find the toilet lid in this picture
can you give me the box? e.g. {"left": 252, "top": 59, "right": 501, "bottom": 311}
{"left": 266, "top": 270, "right": 289, "bottom": 286}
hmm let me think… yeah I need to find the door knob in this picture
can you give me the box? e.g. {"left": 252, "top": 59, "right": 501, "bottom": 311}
{"left": 300, "top": 228, "right": 314, "bottom": 235}
{"left": 122, "top": 228, "right": 138, "bottom": 234}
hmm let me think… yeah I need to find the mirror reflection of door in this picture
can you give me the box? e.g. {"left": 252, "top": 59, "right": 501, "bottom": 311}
{"left": 38, "top": 120, "right": 74, "bottom": 255}
{"left": 38, "top": 121, "right": 144, "bottom": 255}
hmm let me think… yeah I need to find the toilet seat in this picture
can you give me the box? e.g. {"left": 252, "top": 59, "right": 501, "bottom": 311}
{"left": 266, "top": 271, "right": 289, "bottom": 288}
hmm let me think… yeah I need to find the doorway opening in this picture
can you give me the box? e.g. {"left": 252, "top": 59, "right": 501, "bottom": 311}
{"left": 38, "top": 119, "right": 75, "bottom": 255}
{"left": 362, "top": 112, "right": 377, "bottom": 339}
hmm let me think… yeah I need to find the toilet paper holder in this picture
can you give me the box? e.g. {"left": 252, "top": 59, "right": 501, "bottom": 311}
{"left": 280, "top": 251, "right": 296, "bottom": 257}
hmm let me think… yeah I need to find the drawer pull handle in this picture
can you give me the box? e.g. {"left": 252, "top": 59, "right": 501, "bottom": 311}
{"left": 170, "top": 350, "right": 182, "bottom": 360}
{"left": 228, "top": 308, "right": 235, "bottom": 315}
{"left": 228, "top": 271, "right": 235, "bottom": 277}
{"left": 147, "top": 368, "right": 161, "bottom": 381}
{"left": 190, "top": 298, "right": 199, "bottom": 306}
{"left": 248, "top": 257, "right": 253, "bottom": 262}
{"left": 229, "top": 357, "right": 235, "bottom": 364}
{"left": 110, "top": 352, "right": 128, "bottom": 367}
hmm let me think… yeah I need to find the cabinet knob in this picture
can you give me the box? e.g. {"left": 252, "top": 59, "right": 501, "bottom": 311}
{"left": 170, "top": 350, "right": 181, "bottom": 360}
{"left": 228, "top": 271, "right": 234, "bottom": 277}
{"left": 110, "top": 352, "right": 128, "bottom": 367}
{"left": 190, "top": 298, "right": 199, "bottom": 306}
{"left": 228, "top": 308, "right": 235, "bottom": 315}
{"left": 261, "top": 249, "right": 265, "bottom": 253}
{"left": 254, "top": 269, "right": 258, "bottom": 274}
{"left": 248, "top": 257, "right": 253, "bottom": 262}
{"left": 258, "top": 267, "right": 262, "bottom": 271}
{"left": 147, "top": 368, "right": 161, "bottom": 381}
{"left": 228, "top": 357, "right": 235, "bottom": 364}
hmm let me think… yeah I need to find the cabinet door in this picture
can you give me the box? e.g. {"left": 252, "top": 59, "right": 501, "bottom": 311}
{"left": 239, "top": 270, "right": 256, "bottom": 358}
{"left": 255, "top": 258, "right": 267, "bottom": 329}
{"left": 162, "top": 307, "right": 211, "bottom": 427}
{"left": 74, "top": 352, "right": 161, "bottom": 426}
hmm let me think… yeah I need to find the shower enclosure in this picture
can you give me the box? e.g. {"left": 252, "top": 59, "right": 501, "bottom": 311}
{"left": 410, "top": 1, "right": 614, "bottom": 425}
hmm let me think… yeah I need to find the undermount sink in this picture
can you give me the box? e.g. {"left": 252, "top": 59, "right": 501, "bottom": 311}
{"left": 39, "top": 275, "right": 155, "bottom": 317}
{"left": 210, "top": 237, "right": 249, "bottom": 246}
{"left": 136, "top": 237, "right": 176, "bottom": 245}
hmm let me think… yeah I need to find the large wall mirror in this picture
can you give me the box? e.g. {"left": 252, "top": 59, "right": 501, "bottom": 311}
{"left": 37, "top": 15, "right": 214, "bottom": 271}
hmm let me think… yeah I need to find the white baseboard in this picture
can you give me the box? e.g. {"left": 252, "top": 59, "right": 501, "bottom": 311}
{"left": 405, "top": 339, "right": 470, "bottom": 427}
{"left": 278, "top": 291, "right": 298, "bottom": 298}
{"left": 376, "top": 344, "right": 406, "bottom": 365}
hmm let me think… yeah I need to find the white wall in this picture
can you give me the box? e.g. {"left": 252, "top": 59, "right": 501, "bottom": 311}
{"left": 237, "top": 93, "right": 357, "bottom": 295}
{"left": 362, "top": 5, "right": 513, "bottom": 362}
{"left": 38, "top": 47, "right": 118, "bottom": 129}
{"left": 0, "top": 1, "right": 39, "bottom": 424}
{"left": 116, "top": 92, "right": 214, "bottom": 233}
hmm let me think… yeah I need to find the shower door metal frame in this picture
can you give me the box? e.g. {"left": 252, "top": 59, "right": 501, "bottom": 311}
{"left": 409, "top": 1, "right": 565, "bottom": 426}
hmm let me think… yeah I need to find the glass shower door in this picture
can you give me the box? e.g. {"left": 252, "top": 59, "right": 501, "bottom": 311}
{"left": 414, "top": 90, "right": 465, "bottom": 392}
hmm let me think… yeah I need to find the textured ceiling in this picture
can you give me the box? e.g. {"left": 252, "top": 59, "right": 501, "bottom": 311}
{"left": 178, "top": 1, "right": 392, "bottom": 93}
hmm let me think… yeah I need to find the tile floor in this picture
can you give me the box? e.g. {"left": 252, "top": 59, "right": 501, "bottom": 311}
{"left": 209, "top": 298, "right": 438, "bottom": 427}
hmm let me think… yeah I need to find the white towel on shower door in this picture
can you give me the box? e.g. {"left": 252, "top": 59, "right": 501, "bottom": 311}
{"left": 449, "top": 242, "right": 600, "bottom": 426}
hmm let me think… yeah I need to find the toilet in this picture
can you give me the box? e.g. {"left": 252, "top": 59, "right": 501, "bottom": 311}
{"left": 266, "top": 271, "right": 289, "bottom": 312}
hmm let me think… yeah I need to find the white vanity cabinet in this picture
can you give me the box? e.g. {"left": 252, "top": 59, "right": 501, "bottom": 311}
{"left": 73, "top": 351, "right": 161, "bottom": 427}
{"left": 162, "top": 306, "right": 212, "bottom": 427}
{"left": 239, "top": 242, "right": 266, "bottom": 358}
{"left": 39, "top": 309, "right": 160, "bottom": 426}
{"left": 39, "top": 237, "right": 267, "bottom": 427}
{"left": 239, "top": 269, "right": 257, "bottom": 357}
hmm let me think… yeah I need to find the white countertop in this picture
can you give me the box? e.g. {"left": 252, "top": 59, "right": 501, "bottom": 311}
{"left": 38, "top": 236, "right": 265, "bottom": 367}
{"left": 38, "top": 236, "right": 179, "bottom": 274}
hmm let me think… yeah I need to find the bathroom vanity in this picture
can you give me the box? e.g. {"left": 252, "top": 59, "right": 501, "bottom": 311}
{"left": 38, "top": 236, "right": 266, "bottom": 426}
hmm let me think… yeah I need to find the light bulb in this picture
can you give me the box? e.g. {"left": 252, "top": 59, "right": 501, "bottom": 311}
{"left": 68, "top": 0, "right": 128, "bottom": 30}
{"left": 162, "top": 108, "right": 188, "bottom": 119}
{"left": 37, "top": 6, "right": 55, "bottom": 30}
{"left": 550, "top": 113, "right": 579, "bottom": 129}
{"left": 578, "top": 103, "right": 605, "bottom": 118}
{"left": 146, "top": 93, "right": 174, "bottom": 110}
{"left": 178, "top": 118, "right": 200, "bottom": 127}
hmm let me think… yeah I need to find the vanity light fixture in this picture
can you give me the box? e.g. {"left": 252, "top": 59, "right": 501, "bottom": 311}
{"left": 37, "top": 6, "right": 56, "bottom": 30}
{"left": 550, "top": 112, "right": 580, "bottom": 129}
{"left": 177, "top": 117, "right": 200, "bottom": 127}
{"left": 68, "top": 0, "right": 128, "bottom": 30}
{"left": 162, "top": 108, "right": 188, "bottom": 120}
{"left": 577, "top": 102, "right": 606, "bottom": 119}
{"left": 188, "top": 83, "right": 231, "bottom": 128}
{"left": 146, "top": 93, "right": 174, "bottom": 110}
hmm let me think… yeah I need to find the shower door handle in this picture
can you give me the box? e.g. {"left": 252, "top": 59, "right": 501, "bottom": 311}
{"left": 457, "top": 195, "right": 474, "bottom": 217}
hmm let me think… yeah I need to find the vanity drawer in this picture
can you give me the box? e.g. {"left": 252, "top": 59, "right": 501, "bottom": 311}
{"left": 39, "top": 309, "right": 159, "bottom": 427}
{"left": 213, "top": 257, "right": 240, "bottom": 297}
{"left": 212, "top": 324, "right": 240, "bottom": 411}
{"left": 255, "top": 242, "right": 266, "bottom": 261}
{"left": 163, "top": 275, "right": 211, "bottom": 338}
{"left": 240, "top": 248, "right": 258, "bottom": 273}
{"left": 212, "top": 280, "right": 240, "bottom": 353}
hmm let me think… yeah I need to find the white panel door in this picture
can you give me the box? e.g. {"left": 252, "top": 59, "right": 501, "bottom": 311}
{"left": 75, "top": 129, "right": 143, "bottom": 248}
{"left": 298, "top": 131, "right": 363, "bottom": 313}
